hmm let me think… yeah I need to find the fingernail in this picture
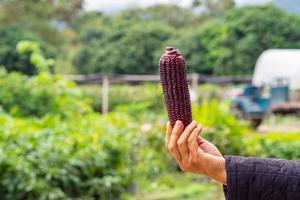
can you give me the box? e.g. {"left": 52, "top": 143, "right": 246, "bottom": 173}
{"left": 175, "top": 120, "right": 180, "bottom": 127}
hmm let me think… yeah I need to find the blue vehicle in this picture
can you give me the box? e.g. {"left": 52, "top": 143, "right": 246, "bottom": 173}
{"left": 230, "top": 83, "right": 290, "bottom": 128}
{"left": 234, "top": 49, "right": 300, "bottom": 128}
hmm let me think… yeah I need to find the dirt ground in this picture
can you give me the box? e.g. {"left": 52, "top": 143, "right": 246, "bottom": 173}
{"left": 258, "top": 115, "right": 300, "bottom": 133}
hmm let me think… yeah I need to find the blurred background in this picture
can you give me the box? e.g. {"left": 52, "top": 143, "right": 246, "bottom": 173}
{"left": 1, "top": 0, "right": 300, "bottom": 199}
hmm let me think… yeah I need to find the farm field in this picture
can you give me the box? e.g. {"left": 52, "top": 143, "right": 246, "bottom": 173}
{"left": 1, "top": 0, "right": 300, "bottom": 199}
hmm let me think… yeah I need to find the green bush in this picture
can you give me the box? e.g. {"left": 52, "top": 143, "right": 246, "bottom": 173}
{"left": 245, "top": 132, "right": 300, "bottom": 160}
{"left": 79, "top": 84, "right": 165, "bottom": 112}
{"left": 0, "top": 71, "right": 175, "bottom": 199}
{"left": 0, "top": 70, "right": 91, "bottom": 118}
{"left": 0, "top": 107, "right": 175, "bottom": 199}
{"left": 79, "top": 83, "right": 228, "bottom": 113}
{"left": 192, "top": 100, "right": 300, "bottom": 160}
{"left": 0, "top": 112, "right": 134, "bottom": 199}
{"left": 0, "top": 26, "right": 55, "bottom": 75}
{"left": 3, "top": 70, "right": 299, "bottom": 199}
{"left": 192, "top": 100, "right": 251, "bottom": 155}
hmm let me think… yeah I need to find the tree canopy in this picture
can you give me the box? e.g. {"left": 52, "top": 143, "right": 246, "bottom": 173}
{"left": 74, "top": 4, "right": 300, "bottom": 75}
{"left": 0, "top": 26, "right": 55, "bottom": 75}
{"left": 198, "top": 5, "right": 300, "bottom": 75}
{"left": 1, "top": 1, "right": 300, "bottom": 76}
{"left": 74, "top": 20, "right": 174, "bottom": 74}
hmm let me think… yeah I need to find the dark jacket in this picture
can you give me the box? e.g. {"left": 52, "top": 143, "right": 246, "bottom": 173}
{"left": 224, "top": 156, "right": 300, "bottom": 200}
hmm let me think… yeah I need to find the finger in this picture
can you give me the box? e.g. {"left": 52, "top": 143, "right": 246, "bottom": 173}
{"left": 197, "top": 136, "right": 206, "bottom": 146}
{"left": 188, "top": 125, "right": 203, "bottom": 158}
{"left": 168, "top": 120, "right": 184, "bottom": 162}
{"left": 197, "top": 137, "right": 207, "bottom": 146}
{"left": 198, "top": 137, "right": 215, "bottom": 154}
{"left": 196, "top": 126, "right": 205, "bottom": 145}
{"left": 165, "top": 122, "right": 172, "bottom": 147}
{"left": 177, "top": 121, "right": 197, "bottom": 162}
{"left": 198, "top": 137, "right": 222, "bottom": 157}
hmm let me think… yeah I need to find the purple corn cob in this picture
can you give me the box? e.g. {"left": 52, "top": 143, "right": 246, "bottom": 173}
{"left": 159, "top": 47, "right": 192, "bottom": 128}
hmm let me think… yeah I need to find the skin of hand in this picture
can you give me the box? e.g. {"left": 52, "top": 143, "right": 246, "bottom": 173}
{"left": 165, "top": 120, "right": 227, "bottom": 185}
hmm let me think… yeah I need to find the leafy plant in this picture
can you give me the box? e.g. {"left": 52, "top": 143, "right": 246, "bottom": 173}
{"left": 0, "top": 112, "right": 134, "bottom": 199}
{"left": 0, "top": 26, "right": 55, "bottom": 75}
{"left": 17, "top": 40, "right": 55, "bottom": 73}
{"left": 245, "top": 132, "right": 300, "bottom": 160}
{"left": 0, "top": 69, "right": 91, "bottom": 118}
{"left": 192, "top": 100, "right": 250, "bottom": 155}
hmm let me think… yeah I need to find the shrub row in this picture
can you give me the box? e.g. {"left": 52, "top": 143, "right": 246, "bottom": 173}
{"left": 1, "top": 71, "right": 298, "bottom": 199}
{"left": 0, "top": 70, "right": 91, "bottom": 118}
{"left": 0, "top": 110, "right": 175, "bottom": 199}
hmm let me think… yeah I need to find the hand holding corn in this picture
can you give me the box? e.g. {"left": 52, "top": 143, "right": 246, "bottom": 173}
{"left": 165, "top": 120, "right": 227, "bottom": 185}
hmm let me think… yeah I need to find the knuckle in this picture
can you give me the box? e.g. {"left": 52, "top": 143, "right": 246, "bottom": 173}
{"left": 170, "top": 148, "right": 176, "bottom": 154}
{"left": 187, "top": 126, "right": 196, "bottom": 133}
{"left": 173, "top": 129, "right": 181, "bottom": 136}
{"left": 169, "top": 146, "right": 177, "bottom": 153}
{"left": 197, "top": 128, "right": 202, "bottom": 134}
{"left": 187, "top": 126, "right": 194, "bottom": 133}
{"left": 177, "top": 139, "right": 184, "bottom": 146}
{"left": 172, "top": 132, "right": 179, "bottom": 138}
{"left": 191, "top": 121, "right": 197, "bottom": 127}
{"left": 199, "top": 125, "right": 203, "bottom": 130}
{"left": 187, "top": 137, "right": 194, "bottom": 144}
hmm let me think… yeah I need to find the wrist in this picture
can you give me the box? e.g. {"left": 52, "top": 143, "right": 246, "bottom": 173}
{"left": 204, "top": 155, "right": 227, "bottom": 185}
{"left": 214, "top": 157, "right": 227, "bottom": 185}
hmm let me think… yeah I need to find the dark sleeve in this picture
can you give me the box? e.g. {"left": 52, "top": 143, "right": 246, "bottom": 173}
{"left": 223, "top": 155, "right": 300, "bottom": 200}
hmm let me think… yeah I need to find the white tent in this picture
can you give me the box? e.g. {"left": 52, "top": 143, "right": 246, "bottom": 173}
{"left": 252, "top": 49, "right": 300, "bottom": 90}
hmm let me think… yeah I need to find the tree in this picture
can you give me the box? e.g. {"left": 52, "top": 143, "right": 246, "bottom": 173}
{"left": 0, "top": 0, "right": 83, "bottom": 23}
{"left": 198, "top": 5, "right": 300, "bottom": 75}
{"left": 192, "top": 0, "right": 235, "bottom": 18}
{"left": 74, "top": 21, "right": 174, "bottom": 74}
{"left": 0, "top": 26, "right": 55, "bottom": 75}
{"left": 1, "top": 0, "right": 87, "bottom": 74}
{"left": 160, "top": 5, "right": 300, "bottom": 75}
{"left": 117, "top": 5, "right": 204, "bottom": 29}
{"left": 0, "top": 0, "right": 83, "bottom": 48}
{"left": 158, "top": 29, "right": 205, "bottom": 73}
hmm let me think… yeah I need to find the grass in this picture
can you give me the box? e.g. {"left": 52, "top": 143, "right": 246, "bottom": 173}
{"left": 259, "top": 114, "right": 300, "bottom": 133}
{"left": 78, "top": 83, "right": 228, "bottom": 113}
{"left": 78, "top": 84, "right": 164, "bottom": 112}
{"left": 126, "top": 172, "right": 225, "bottom": 200}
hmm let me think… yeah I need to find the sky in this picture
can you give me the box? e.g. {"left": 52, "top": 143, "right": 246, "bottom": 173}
{"left": 84, "top": 0, "right": 272, "bottom": 12}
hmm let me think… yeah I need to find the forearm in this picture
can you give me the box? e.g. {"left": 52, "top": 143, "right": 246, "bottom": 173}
{"left": 224, "top": 156, "right": 300, "bottom": 200}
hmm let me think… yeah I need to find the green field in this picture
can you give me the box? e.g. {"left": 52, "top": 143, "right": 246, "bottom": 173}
{"left": 1, "top": 71, "right": 300, "bottom": 199}
{"left": 129, "top": 173, "right": 224, "bottom": 200}
{"left": 1, "top": 1, "right": 300, "bottom": 199}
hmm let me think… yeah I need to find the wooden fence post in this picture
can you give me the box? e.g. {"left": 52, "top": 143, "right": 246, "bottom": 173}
{"left": 191, "top": 73, "right": 199, "bottom": 102}
{"left": 102, "top": 75, "right": 109, "bottom": 115}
